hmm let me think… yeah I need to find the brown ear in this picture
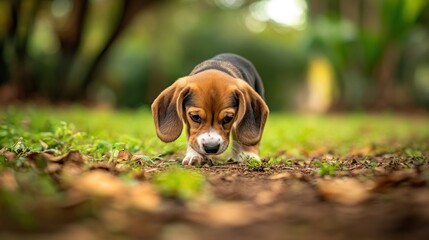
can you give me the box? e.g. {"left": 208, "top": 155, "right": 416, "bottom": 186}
{"left": 151, "top": 79, "right": 189, "bottom": 142}
{"left": 234, "top": 82, "right": 269, "bottom": 146}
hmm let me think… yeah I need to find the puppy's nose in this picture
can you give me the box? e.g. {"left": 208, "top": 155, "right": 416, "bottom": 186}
{"left": 203, "top": 143, "right": 220, "bottom": 154}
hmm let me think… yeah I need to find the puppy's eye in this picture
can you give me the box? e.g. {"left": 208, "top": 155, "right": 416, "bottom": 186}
{"left": 222, "top": 115, "right": 234, "bottom": 125}
{"left": 190, "top": 114, "right": 202, "bottom": 123}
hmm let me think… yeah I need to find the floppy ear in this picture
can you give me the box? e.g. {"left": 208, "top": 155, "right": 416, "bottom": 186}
{"left": 151, "top": 79, "right": 189, "bottom": 142}
{"left": 234, "top": 82, "right": 269, "bottom": 146}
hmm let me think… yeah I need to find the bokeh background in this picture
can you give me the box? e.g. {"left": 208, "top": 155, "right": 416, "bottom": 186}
{"left": 1, "top": 0, "right": 428, "bottom": 112}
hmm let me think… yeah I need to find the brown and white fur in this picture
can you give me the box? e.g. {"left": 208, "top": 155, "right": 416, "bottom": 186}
{"left": 151, "top": 53, "right": 269, "bottom": 165}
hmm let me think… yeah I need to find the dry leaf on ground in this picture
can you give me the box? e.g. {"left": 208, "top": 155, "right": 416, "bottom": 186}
{"left": 372, "top": 169, "right": 425, "bottom": 192}
{"left": 127, "top": 183, "right": 161, "bottom": 211}
{"left": 0, "top": 170, "right": 18, "bottom": 191}
{"left": 316, "top": 178, "right": 371, "bottom": 206}
{"left": 73, "top": 170, "right": 126, "bottom": 197}
{"left": 2, "top": 151, "right": 16, "bottom": 161}
{"left": 203, "top": 202, "right": 256, "bottom": 227}
{"left": 116, "top": 149, "right": 133, "bottom": 162}
{"left": 269, "top": 172, "right": 292, "bottom": 180}
{"left": 27, "top": 150, "right": 85, "bottom": 166}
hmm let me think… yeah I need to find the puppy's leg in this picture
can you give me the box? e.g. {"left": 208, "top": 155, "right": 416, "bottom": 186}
{"left": 182, "top": 144, "right": 206, "bottom": 165}
{"left": 231, "top": 140, "right": 261, "bottom": 162}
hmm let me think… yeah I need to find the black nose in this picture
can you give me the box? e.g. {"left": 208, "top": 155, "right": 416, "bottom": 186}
{"left": 203, "top": 143, "right": 220, "bottom": 154}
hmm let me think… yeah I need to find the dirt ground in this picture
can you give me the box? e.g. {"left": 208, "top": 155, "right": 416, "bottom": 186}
{"left": 1, "top": 149, "right": 429, "bottom": 240}
{"left": 197, "top": 164, "right": 429, "bottom": 240}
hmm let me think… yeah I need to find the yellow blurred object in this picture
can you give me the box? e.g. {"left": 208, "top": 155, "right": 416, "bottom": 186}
{"left": 306, "top": 56, "right": 335, "bottom": 113}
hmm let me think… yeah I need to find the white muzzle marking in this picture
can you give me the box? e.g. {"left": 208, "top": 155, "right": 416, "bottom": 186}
{"left": 196, "top": 128, "right": 226, "bottom": 155}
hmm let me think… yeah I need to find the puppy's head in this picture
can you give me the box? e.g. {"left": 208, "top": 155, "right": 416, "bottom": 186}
{"left": 151, "top": 70, "right": 269, "bottom": 156}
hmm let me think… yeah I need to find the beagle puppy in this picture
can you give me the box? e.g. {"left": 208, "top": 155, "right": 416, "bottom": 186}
{"left": 151, "top": 53, "right": 269, "bottom": 165}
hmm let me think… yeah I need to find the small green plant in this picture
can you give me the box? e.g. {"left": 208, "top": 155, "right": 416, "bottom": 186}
{"left": 268, "top": 156, "right": 294, "bottom": 166}
{"left": 153, "top": 167, "right": 206, "bottom": 201}
{"left": 11, "top": 138, "right": 29, "bottom": 154}
{"left": 314, "top": 160, "right": 338, "bottom": 176}
{"left": 268, "top": 156, "right": 282, "bottom": 165}
{"left": 405, "top": 149, "right": 426, "bottom": 165}
{"left": 242, "top": 154, "right": 263, "bottom": 171}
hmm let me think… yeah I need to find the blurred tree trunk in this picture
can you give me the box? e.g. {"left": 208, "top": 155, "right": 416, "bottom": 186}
{"left": 74, "top": 0, "right": 161, "bottom": 101}
{"left": 8, "top": 0, "right": 41, "bottom": 100}
{"left": 308, "top": 0, "right": 328, "bottom": 18}
{"left": 373, "top": 43, "right": 400, "bottom": 108}
{"left": 52, "top": 0, "right": 89, "bottom": 100}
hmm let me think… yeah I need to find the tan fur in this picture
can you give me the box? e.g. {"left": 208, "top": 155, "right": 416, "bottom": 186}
{"left": 152, "top": 70, "right": 269, "bottom": 165}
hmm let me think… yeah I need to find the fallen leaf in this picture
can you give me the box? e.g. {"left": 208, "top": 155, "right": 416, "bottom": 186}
{"left": 372, "top": 169, "right": 425, "bottom": 192}
{"left": 0, "top": 170, "right": 18, "bottom": 191}
{"left": 350, "top": 168, "right": 369, "bottom": 175}
{"left": 90, "top": 161, "right": 117, "bottom": 172}
{"left": 64, "top": 150, "right": 85, "bottom": 164}
{"left": 254, "top": 190, "right": 277, "bottom": 205}
{"left": 27, "top": 150, "right": 85, "bottom": 164}
{"left": 291, "top": 171, "right": 310, "bottom": 182}
{"left": 221, "top": 174, "right": 236, "bottom": 182}
{"left": 127, "top": 183, "right": 161, "bottom": 211}
{"left": 47, "top": 162, "right": 62, "bottom": 173}
{"left": 2, "top": 151, "right": 16, "bottom": 161}
{"left": 90, "top": 161, "right": 130, "bottom": 173}
{"left": 26, "top": 151, "right": 86, "bottom": 176}
{"left": 205, "top": 202, "right": 255, "bottom": 226}
{"left": 26, "top": 152, "right": 50, "bottom": 169}
{"left": 62, "top": 162, "right": 83, "bottom": 179}
{"left": 115, "top": 163, "right": 131, "bottom": 172}
{"left": 100, "top": 208, "right": 129, "bottom": 232}
{"left": 316, "top": 178, "right": 371, "bottom": 206}
{"left": 73, "top": 170, "right": 126, "bottom": 197}
{"left": 388, "top": 169, "right": 418, "bottom": 182}
{"left": 373, "top": 167, "right": 386, "bottom": 174}
{"left": 26, "top": 152, "right": 66, "bottom": 165}
{"left": 269, "top": 172, "right": 292, "bottom": 180}
{"left": 116, "top": 149, "right": 132, "bottom": 162}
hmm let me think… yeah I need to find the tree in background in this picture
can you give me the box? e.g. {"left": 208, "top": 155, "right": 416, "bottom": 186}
{"left": 0, "top": 0, "right": 162, "bottom": 102}
{"left": 0, "top": 0, "right": 428, "bottom": 111}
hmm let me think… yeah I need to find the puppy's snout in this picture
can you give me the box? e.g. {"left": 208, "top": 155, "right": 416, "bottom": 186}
{"left": 203, "top": 143, "right": 220, "bottom": 154}
{"left": 197, "top": 128, "right": 224, "bottom": 154}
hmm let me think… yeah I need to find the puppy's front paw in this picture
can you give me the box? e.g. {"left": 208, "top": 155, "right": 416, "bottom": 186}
{"left": 182, "top": 150, "right": 206, "bottom": 166}
{"left": 233, "top": 152, "right": 261, "bottom": 163}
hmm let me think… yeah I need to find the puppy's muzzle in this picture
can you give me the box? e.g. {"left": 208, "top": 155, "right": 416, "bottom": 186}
{"left": 197, "top": 128, "right": 224, "bottom": 155}
{"left": 203, "top": 143, "right": 220, "bottom": 154}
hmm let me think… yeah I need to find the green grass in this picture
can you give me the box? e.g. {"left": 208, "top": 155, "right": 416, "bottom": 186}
{"left": 1, "top": 105, "right": 429, "bottom": 162}
{"left": 0, "top": 105, "right": 181, "bottom": 162}
{"left": 263, "top": 113, "right": 429, "bottom": 157}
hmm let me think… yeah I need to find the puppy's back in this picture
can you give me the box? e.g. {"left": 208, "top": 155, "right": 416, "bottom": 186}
{"left": 213, "top": 53, "right": 265, "bottom": 100}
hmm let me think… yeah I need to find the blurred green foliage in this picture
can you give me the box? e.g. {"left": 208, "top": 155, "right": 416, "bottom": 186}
{"left": 153, "top": 166, "right": 206, "bottom": 201}
{"left": 0, "top": 0, "right": 428, "bottom": 110}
